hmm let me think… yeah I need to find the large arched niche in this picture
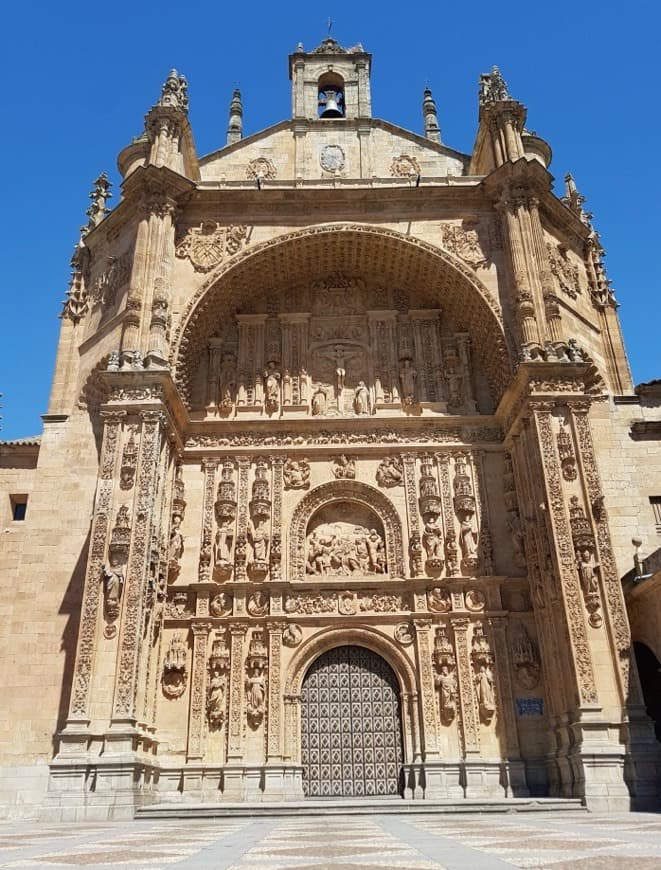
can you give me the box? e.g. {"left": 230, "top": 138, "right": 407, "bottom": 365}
{"left": 289, "top": 480, "right": 404, "bottom": 580}
{"left": 171, "top": 223, "right": 513, "bottom": 408}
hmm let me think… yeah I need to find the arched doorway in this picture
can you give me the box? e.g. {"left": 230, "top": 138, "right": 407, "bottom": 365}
{"left": 634, "top": 641, "right": 661, "bottom": 742}
{"left": 300, "top": 645, "right": 403, "bottom": 798}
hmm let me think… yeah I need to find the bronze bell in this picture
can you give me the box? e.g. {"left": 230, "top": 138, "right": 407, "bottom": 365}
{"left": 319, "top": 88, "right": 343, "bottom": 118}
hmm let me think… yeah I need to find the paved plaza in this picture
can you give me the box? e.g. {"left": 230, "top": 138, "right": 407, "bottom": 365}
{"left": 1, "top": 811, "right": 661, "bottom": 869}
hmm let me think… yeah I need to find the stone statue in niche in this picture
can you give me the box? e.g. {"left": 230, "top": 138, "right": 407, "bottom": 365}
{"left": 332, "top": 344, "right": 347, "bottom": 394}
{"left": 475, "top": 664, "right": 496, "bottom": 718}
{"left": 507, "top": 511, "right": 527, "bottom": 568}
{"left": 422, "top": 512, "right": 444, "bottom": 564}
{"left": 300, "top": 368, "right": 310, "bottom": 404}
{"left": 354, "top": 381, "right": 371, "bottom": 415}
{"left": 162, "top": 633, "right": 188, "bottom": 699}
{"left": 399, "top": 357, "right": 417, "bottom": 406}
{"left": 246, "top": 668, "right": 266, "bottom": 726}
{"left": 282, "top": 369, "right": 292, "bottom": 405}
{"left": 249, "top": 519, "right": 270, "bottom": 564}
{"left": 214, "top": 518, "right": 235, "bottom": 566}
{"left": 283, "top": 458, "right": 310, "bottom": 489}
{"left": 207, "top": 669, "right": 226, "bottom": 727}
{"left": 332, "top": 454, "right": 355, "bottom": 479}
{"left": 218, "top": 352, "right": 236, "bottom": 413}
{"left": 103, "top": 555, "right": 124, "bottom": 622}
{"left": 263, "top": 363, "right": 281, "bottom": 414}
{"left": 376, "top": 456, "right": 403, "bottom": 487}
{"left": 436, "top": 665, "right": 458, "bottom": 722}
{"left": 168, "top": 514, "right": 184, "bottom": 571}
{"left": 444, "top": 348, "right": 464, "bottom": 408}
{"left": 311, "top": 385, "right": 328, "bottom": 416}
{"left": 510, "top": 621, "right": 541, "bottom": 690}
{"left": 305, "top": 522, "right": 386, "bottom": 576}
{"left": 460, "top": 515, "right": 479, "bottom": 565}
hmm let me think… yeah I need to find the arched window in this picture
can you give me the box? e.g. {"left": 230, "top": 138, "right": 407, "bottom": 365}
{"left": 318, "top": 72, "right": 344, "bottom": 118}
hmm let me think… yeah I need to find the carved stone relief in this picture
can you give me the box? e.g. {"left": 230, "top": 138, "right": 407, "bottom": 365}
{"left": 442, "top": 221, "right": 488, "bottom": 268}
{"left": 510, "top": 621, "right": 541, "bottom": 690}
{"left": 376, "top": 456, "right": 403, "bottom": 487}
{"left": 546, "top": 242, "right": 581, "bottom": 299}
{"left": 569, "top": 495, "right": 603, "bottom": 628}
{"left": 305, "top": 502, "right": 387, "bottom": 577}
{"left": 210, "top": 591, "right": 233, "bottom": 617}
{"left": 283, "top": 458, "right": 310, "bottom": 489}
{"left": 162, "top": 633, "right": 188, "bottom": 698}
{"left": 176, "top": 223, "right": 248, "bottom": 272}
{"left": 282, "top": 624, "right": 302, "bottom": 647}
{"left": 246, "top": 157, "right": 276, "bottom": 181}
{"left": 390, "top": 154, "right": 420, "bottom": 177}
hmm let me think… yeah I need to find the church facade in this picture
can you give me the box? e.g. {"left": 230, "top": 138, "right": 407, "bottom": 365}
{"left": 1, "top": 37, "right": 661, "bottom": 820}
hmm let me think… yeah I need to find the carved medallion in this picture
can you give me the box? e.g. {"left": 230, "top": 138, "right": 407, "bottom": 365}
{"left": 283, "top": 458, "right": 310, "bottom": 489}
{"left": 210, "top": 591, "right": 233, "bottom": 617}
{"left": 390, "top": 154, "right": 420, "bottom": 177}
{"left": 427, "top": 587, "right": 451, "bottom": 613}
{"left": 282, "top": 624, "right": 303, "bottom": 647}
{"left": 320, "top": 144, "right": 345, "bottom": 173}
{"left": 246, "top": 157, "right": 276, "bottom": 180}
{"left": 176, "top": 222, "right": 248, "bottom": 272}
{"left": 465, "top": 588, "right": 486, "bottom": 612}
{"left": 394, "top": 622, "right": 414, "bottom": 645}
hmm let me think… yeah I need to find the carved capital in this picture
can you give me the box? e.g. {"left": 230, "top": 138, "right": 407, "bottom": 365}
{"left": 191, "top": 621, "right": 212, "bottom": 636}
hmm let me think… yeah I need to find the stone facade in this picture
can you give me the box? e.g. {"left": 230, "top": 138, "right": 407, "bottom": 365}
{"left": 1, "top": 40, "right": 660, "bottom": 820}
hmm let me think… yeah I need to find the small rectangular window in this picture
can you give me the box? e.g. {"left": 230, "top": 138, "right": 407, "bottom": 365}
{"left": 10, "top": 495, "right": 27, "bottom": 522}
{"left": 650, "top": 496, "right": 661, "bottom": 534}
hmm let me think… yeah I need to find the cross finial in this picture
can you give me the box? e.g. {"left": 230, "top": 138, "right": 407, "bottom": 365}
{"left": 327, "top": 16, "right": 333, "bottom": 35}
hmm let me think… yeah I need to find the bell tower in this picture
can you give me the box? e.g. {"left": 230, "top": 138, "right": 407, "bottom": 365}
{"left": 289, "top": 36, "right": 372, "bottom": 120}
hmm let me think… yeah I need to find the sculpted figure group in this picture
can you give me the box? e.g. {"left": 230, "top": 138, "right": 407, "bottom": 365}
{"left": 306, "top": 524, "right": 386, "bottom": 576}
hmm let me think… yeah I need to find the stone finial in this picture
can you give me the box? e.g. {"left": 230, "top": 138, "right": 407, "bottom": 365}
{"left": 226, "top": 88, "right": 243, "bottom": 146}
{"left": 561, "top": 173, "right": 592, "bottom": 224}
{"left": 158, "top": 68, "right": 189, "bottom": 112}
{"left": 85, "top": 172, "right": 112, "bottom": 230}
{"left": 478, "top": 65, "right": 511, "bottom": 105}
{"left": 422, "top": 86, "right": 441, "bottom": 144}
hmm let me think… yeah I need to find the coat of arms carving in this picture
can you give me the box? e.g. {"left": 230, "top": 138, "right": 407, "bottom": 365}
{"left": 441, "top": 220, "right": 488, "bottom": 268}
{"left": 176, "top": 222, "right": 248, "bottom": 272}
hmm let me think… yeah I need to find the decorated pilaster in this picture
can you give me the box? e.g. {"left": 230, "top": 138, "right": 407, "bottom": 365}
{"left": 186, "top": 622, "right": 211, "bottom": 762}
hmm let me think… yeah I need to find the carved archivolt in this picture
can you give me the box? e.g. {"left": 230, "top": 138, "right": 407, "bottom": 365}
{"left": 288, "top": 481, "right": 405, "bottom": 580}
{"left": 170, "top": 224, "right": 511, "bottom": 409}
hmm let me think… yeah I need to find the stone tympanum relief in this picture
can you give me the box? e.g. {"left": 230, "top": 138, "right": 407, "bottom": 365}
{"left": 197, "top": 278, "right": 480, "bottom": 418}
{"left": 305, "top": 502, "right": 387, "bottom": 577}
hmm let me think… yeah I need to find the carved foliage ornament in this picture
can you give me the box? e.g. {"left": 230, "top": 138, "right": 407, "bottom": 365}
{"left": 176, "top": 222, "right": 248, "bottom": 272}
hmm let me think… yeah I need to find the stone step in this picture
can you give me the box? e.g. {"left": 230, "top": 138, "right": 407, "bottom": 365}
{"left": 135, "top": 797, "right": 586, "bottom": 819}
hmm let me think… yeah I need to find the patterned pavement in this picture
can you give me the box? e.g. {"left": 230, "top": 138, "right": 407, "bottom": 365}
{"left": 1, "top": 812, "right": 661, "bottom": 869}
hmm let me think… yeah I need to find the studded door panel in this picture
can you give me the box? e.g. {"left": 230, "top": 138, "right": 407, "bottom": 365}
{"left": 301, "top": 645, "right": 403, "bottom": 797}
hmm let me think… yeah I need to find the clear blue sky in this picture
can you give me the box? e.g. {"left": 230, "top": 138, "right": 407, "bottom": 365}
{"left": 1, "top": 1, "right": 659, "bottom": 440}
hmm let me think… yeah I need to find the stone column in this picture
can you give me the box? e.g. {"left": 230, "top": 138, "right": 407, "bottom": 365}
{"left": 234, "top": 457, "right": 250, "bottom": 583}
{"left": 206, "top": 338, "right": 222, "bottom": 412}
{"left": 436, "top": 452, "right": 459, "bottom": 577}
{"left": 186, "top": 622, "right": 212, "bottom": 763}
{"left": 270, "top": 458, "right": 284, "bottom": 588}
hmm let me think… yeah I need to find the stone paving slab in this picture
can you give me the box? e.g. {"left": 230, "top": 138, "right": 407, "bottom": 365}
{"left": 0, "top": 811, "right": 660, "bottom": 869}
